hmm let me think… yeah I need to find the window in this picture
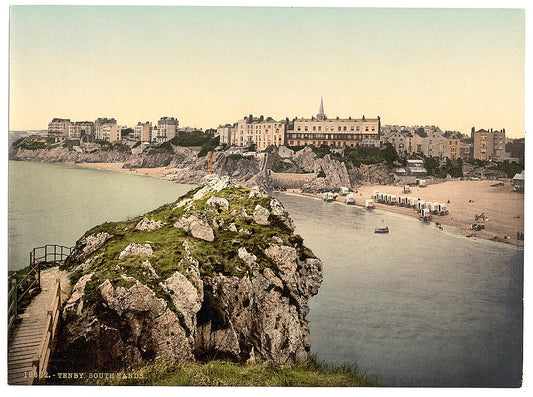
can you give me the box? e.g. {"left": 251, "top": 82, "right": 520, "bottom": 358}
{"left": 318, "top": 126, "right": 322, "bottom": 131}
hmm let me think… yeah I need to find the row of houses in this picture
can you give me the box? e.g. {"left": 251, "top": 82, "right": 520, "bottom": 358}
{"left": 48, "top": 116, "right": 182, "bottom": 143}
{"left": 49, "top": 99, "right": 521, "bottom": 164}
{"left": 381, "top": 125, "right": 518, "bottom": 163}
{"left": 217, "top": 99, "right": 382, "bottom": 151}
{"left": 218, "top": 100, "right": 519, "bottom": 163}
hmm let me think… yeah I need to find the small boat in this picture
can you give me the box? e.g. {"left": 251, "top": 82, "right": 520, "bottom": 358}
{"left": 374, "top": 226, "right": 389, "bottom": 234}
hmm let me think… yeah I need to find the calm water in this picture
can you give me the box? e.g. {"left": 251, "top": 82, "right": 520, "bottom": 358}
{"left": 274, "top": 192, "right": 523, "bottom": 387}
{"left": 8, "top": 161, "right": 193, "bottom": 271}
{"left": 8, "top": 161, "right": 523, "bottom": 386}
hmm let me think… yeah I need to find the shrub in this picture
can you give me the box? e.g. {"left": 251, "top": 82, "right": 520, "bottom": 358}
{"left": 198, "top": 136, "right": 221, "bottom": 157}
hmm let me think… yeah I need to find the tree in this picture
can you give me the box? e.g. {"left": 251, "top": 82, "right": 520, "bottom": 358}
{"left": 121, "top": 128, "right": 133, "bottom": 137}
{"left": 381, "top": 142, "right": 399, "bottom": 166}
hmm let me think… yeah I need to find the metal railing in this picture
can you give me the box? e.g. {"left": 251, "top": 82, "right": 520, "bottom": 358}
{"left": 8, "top": 245, "right": 72, "bottom": 329}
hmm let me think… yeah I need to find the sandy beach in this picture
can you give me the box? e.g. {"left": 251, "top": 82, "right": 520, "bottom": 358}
{"left": 68, "top": 162, "right": 524, "bottom": 247}
{"left": 67, "top": 162, "right": 180, "bottom": 180}
{"left": 289, "top": 180, "right": 524, "bottom": 247}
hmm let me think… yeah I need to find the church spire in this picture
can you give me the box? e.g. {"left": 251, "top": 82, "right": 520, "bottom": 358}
{"left": 317, "top": 96, "right": 326, "bottom": 120}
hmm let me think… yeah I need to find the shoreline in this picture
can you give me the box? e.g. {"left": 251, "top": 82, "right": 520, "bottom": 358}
{"left": 64, "top": 161, "right": 181, "bottom": 180}
{"left": 285, "top": 182, "right": 524, "bottom": 248}
{"left": 65, "top": 161, "right": 524, "bottom": 247}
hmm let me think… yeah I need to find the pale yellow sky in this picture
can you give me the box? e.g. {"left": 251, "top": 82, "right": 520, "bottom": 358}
{"left": 9, "top": 6, "right": 526, "bottom": 137}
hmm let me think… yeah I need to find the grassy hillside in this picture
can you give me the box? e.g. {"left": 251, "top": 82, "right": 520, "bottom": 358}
{"left": 53, "top": 356, "right": 381, "bottom": 386}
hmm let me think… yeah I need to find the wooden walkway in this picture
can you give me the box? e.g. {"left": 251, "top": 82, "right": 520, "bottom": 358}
{"left": 8, "top": 267, "right": 71, "bottom": 385}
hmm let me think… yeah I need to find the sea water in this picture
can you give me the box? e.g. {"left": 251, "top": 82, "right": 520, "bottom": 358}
{"left": 8, "top": 161, "right": 193, "bottom": 271}
{"left": 274, "top": 192, "right": 523, "bottom": 387}
{"left": 8, "top": 161, "right": 523, "bottom": 386}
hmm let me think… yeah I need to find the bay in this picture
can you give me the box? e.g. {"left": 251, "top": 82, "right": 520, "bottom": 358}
{"left": 8, "top": 161, "right": 523, "bottom": 387}
{"left": 274, "top": 192, "right": 523, "bottom": 387}
{"left": 8, "top": 161, "right": 193, "bottom": 271}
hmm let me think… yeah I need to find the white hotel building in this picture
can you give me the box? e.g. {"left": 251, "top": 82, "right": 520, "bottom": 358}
{"left": 286, "top": 99, "right": 381, "bottom": 148}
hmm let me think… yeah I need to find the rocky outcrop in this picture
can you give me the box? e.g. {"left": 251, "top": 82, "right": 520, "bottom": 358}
{"left": 56, "top": 176, "right": 322, "bottom": 372}
{"left": 9, "top": 146, "right": 132, "bottom": 164}
{"left": 118, "top": 243, "right": 154, "bottom": 260}
{"left": 135, "top": 217, "right": 165, "bottom": 231}
{"left": 263, "top": 146, "right": 394, "bottom": 191}
{"left": 67, "top": 232, "right": 112, "bottom": 265}
{"left": 253, "top": 204, "right": 270, "bottom": 225}
{"left": 348, "top": 163, "right": 396, "bottom": 185}
{"left": 122, "top": 153, "right": 175, "bottom": 169}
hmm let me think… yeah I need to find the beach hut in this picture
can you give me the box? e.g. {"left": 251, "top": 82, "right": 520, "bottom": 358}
{"left": 438, "top": 203, "right": 449, "bottom": 215}
{"left": 389, "top": 195, "right": 397, "bottom": 205}
{"left": 340, "top": 187, "right": 350, "bottom": 196}
{"left": 408, "top": 197, "right": 417, "bottom": 208}
{"left": 398, "top": 196, "right": 408, "bottom": 206}
{"left": 402, "top": 185, "right": 411, "bottom": 194}
{"left": 323, "top": 192, "right": 335, "bottom": 202}
{"left": 418, "top": 179, "right": 427, "bottom": 187}
{"left": 365, "top": 199, "right": 375, "bottom": 209}
{"left": 419, "top": 208, "right": 432, "bottom": 221}
{"left": 373, "top": 190, "right": 379, "bottom": 199}
{"left": 345, "top": 193, "right": 355, "bottom": 205}
{"left": 512, "top": 171, "right": 524, "bottom": 192}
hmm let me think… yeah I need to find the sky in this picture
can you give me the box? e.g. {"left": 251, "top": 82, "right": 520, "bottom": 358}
{"left": 8, "top": 4, "right": 527, "bottom": 137}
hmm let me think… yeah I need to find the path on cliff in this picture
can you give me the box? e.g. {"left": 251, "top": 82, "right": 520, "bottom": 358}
{"left": 8, "top": 266, "right": 71, "bottom": 385}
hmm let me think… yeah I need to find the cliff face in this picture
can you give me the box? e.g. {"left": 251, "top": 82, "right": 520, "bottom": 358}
{"left": 54, "top": 175, "right": 322, "bottom": 372}
{"left": 9, "top": 146, "right": 132, "bottom": 164}
{"left": 10, "top": 137, "right": 394, "bottom": 190}
{"left": 166, "top": 151, "right": 264, "bottom": 187}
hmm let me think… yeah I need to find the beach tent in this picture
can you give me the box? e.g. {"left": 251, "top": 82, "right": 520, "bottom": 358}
{"left": 345, "top": 193, "right": 355, "bottom": 205}
{"left": 512, "top": 171, "right": 524, "bottom": 192}
{"left": 365, "top": 199, "right": 375, "bottom": 209}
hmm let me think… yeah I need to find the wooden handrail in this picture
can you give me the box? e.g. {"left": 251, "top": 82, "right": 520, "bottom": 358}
{"left": 31, "top": 279, "right": 62, "bottom": 383}
{"left": 8, "top": 278, "right": 18, "bottom": 329}
{"left": 8, "top": 244, "right": 73, "bottom": 331}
